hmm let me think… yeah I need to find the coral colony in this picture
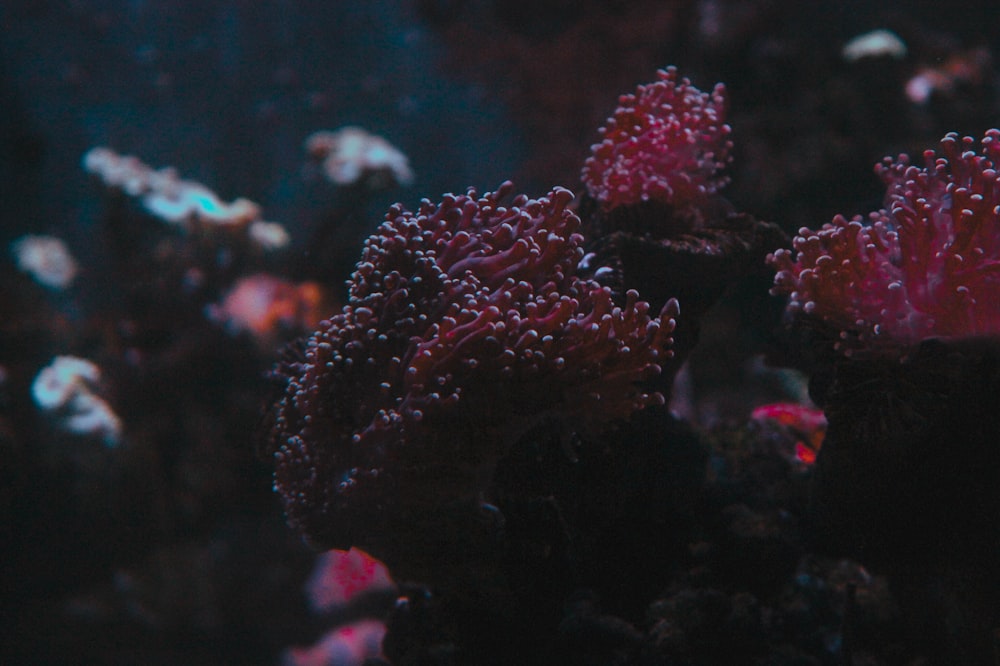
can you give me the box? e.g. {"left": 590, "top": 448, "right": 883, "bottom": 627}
{"left": 283, "top": 549, "right": 395, "bottom": 666}
{"left": 770, "top": 130, "right": 1000, "bottom": 661}
{"left": 266, "top": 67, "right": 788, "bottom": 661}
{"left": 266, "top": 182, "right": 678, "bottom": 555}
{"left": 32, "top": 356, "right": 121, "bottom": 446}
{"left": 581, "top": 66, "right": 732, "bottom": 211}
{"left": 84, "top": 147, "right": 290, "bottom": 250}
{"left": 11, "top": 234, "right": 79, "bottom": 290}
{"left": 306, "top": 127, "right": 415, "bottom": 188}
{"left": 577, "top": 66, "right": 786, "bottom": 383}
{"left": 206, "top": 273, "right": 330, "bottom": 346}
{"left": 770, "top": 130, "right": 1000, "bottom": 353}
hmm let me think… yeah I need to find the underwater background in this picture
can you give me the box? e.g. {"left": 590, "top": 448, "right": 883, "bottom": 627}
{"left": 3, "top": 1, "right": 1000, "bottom": 664}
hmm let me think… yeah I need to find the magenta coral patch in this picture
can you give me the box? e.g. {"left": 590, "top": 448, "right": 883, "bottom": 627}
{"left": 770, "top": 130, "right": 1000, "bottom": 352}
{"left": 581, "top": 66, "right": 732, "bottom": 210}
{"left": 268, "top": 182, "right": 678, "bottom": 546}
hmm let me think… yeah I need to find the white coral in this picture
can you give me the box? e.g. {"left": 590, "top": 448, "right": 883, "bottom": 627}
{"left": 83, "top": 147, "right": 289, "bottom": 249}
{"left": 32, "top": 356, "right": 121, "bottom": 446}
{"left": 11, "top": 234, "right": 79, "bottom": 289}
{"left": 306, "top": 126, "right": 414, "bottom": 187}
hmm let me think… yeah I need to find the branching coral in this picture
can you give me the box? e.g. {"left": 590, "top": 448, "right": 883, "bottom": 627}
{"left": 266, "top": 182, "right": 677, "bottom": 552}
{"left": 770, "top": 130, "right": 1000, "bottom": 353}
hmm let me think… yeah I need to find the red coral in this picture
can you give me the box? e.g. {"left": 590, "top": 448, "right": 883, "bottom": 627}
{"left": 268, "top": 182, "right": 677, "bottom": 549}
{"left": 770, "top": 130, "right": 1000, "bottom": 353}
{"left": 750, "top": 402, "right": 826, "bottom": 465}
{"left": 581, "top": 66, "right": 732, "bottom": 211}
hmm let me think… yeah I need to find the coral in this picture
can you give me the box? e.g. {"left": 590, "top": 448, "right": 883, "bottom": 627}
{"left": 266, "top": 182, "right": 677, "bottom": 553}
{"left": 31, "top": 356, "right": 121, "bottom": 446}
{"left": 575, "top": 68, "right": 786, "bottom": 396}
{"left": 247, "top": 220, "right": 292, "bottom": 251}
{"left": 83, "top": 147, "right": 289, "bottom": 250}
{"left": 11, "top": 234, "right": 79, "bottom": 290}
{"left": 770, "top": 130, "right": 1000, "bottom": 354}
{"left": 283, "top": 549, "right": 394, "bottom": 666}
{"left": 581, "top": 66, "right": 732, "bottom": 211}
{"left": 206, "top": 273, "right": 331, "bottom": 343}
{"left": 770, "top": 132, "right": 1000, "bottom": 663}
{"left": 749, "top": 402, "right": 826, "bottom": 465}
{"left": 306, "top": 127, "right": 414, "bottom": 188}
{"left": 305, "top": 548, "right": 394, "bottom": 613}
{"left": 905, "top": 48, "right": 992, "bottom": 105}
{"left": 841, "top": 29, "right": 907, "bottom": 63}
{"left": 283, "top": 619, "right": 387, "bottom": 666}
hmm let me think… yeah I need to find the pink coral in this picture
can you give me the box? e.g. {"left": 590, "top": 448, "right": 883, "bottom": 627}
{"left": 283, "top": 619, "right": 386, "bottom": 666}
{"left": 207, "top": 273, "right": 331, "bottom": 342}
{"left": 581, "top": 66, "right": 732, "bottom": 210}
{"left": 267, "top": 182, "right": 677, "bottom": 548}
{"left": 770, "top": 130, "right": 1000, "bottom": 353}
{"left": 306, "top": 548, "right": 394, "bottom": 612}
